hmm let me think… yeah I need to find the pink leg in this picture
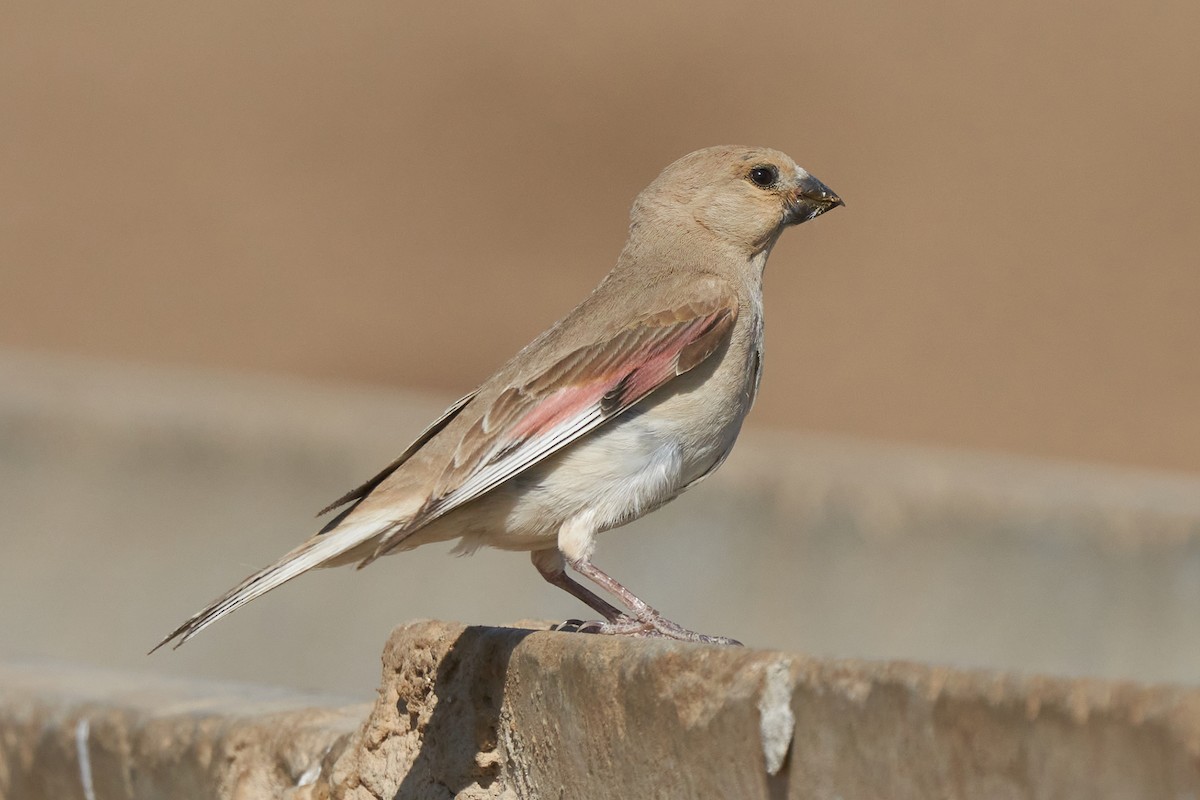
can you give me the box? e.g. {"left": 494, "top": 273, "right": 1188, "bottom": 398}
{"left": 536, "top": 552, "right": 742, "bottom": 646}
{"left": 530, "top": 550, "right": 626, "bottom": 622}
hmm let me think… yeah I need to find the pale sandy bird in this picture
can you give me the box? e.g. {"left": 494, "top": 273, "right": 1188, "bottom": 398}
{"left": 154, "top": 145, "right": 842, "bottom": 651}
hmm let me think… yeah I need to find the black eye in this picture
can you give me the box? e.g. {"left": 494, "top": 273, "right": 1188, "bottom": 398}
{"left": 748, "top": 165, "right": 778, "bottom": 188}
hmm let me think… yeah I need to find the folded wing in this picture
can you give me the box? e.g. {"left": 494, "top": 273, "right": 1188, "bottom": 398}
{"left": 153, "top": 282, "right": 738, "bottom": 650}
{"left": 367, "top": 288, "right": 738, "bottom": 561}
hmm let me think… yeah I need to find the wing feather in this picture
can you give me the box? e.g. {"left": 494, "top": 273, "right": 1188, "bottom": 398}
{"left": 315, "top": 389, "right": 478, "bottom": 518}
{"left": 366, "top": 291, "right": 737, "bottom": 561}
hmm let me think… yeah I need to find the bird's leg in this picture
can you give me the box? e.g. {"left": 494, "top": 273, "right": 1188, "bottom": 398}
{"left": 530, "top": 550, "right": 627, "bottom": 625}
{"left": 567, "top": 557, "right": 742, "bottom": 646}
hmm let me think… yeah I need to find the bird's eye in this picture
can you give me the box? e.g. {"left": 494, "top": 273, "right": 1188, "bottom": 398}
{"left": 748, "top": 165, "right": 779, "bottom": 188}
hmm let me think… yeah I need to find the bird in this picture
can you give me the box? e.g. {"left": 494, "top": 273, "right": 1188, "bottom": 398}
{"left": 153, "top": 145, "right": 842, "bottom": 652}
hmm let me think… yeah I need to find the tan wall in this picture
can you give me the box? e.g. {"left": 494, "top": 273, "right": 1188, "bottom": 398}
{"left": 4, "top": 2, "right": 1198, "bottom": 472}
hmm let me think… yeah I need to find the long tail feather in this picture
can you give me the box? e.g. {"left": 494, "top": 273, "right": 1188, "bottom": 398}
{"left": 150, "top": 515, "right": 396, "bottom": 652}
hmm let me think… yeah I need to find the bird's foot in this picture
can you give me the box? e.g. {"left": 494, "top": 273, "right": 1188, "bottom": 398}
{"left": 551, "top": 618, "right": 611, "bottom": 634}
{"left": 646, "top": 615, "right": 743, "bottom": 646}
{"left": 553, "top": 615, "right": 741, "bottom": 646}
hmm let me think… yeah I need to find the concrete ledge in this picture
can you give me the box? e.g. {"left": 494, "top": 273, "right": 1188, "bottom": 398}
{"left": 0, "top": 663, "right": 364, "bottom": 799}
{"left": 322, "top": 621, "right": 1200, "bottom": 799}
{"left": 9, "top": 621, "right": 1196, "bottom": 799}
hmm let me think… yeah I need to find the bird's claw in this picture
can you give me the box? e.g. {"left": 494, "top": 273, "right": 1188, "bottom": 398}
{"left": 552, "top": 618, "right": 608, "bottom": 634}
{"left": 552, "top": 615, "right": 741, "bottom": 646}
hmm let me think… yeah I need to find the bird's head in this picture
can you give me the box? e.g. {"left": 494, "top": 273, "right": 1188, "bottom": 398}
{"left": 633, "top": 145, "right": 843, "bottom": 253}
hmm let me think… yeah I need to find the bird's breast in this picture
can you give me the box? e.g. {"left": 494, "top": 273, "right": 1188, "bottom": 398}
{"left": 441, "top": 300, "right": 762, "bottom": 552}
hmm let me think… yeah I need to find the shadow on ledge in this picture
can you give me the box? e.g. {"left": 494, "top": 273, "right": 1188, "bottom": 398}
{"left": 397, "top": 624, "right": 536, "bottom": 799}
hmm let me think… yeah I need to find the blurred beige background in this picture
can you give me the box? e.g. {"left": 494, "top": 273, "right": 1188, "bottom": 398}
{"left": 3, "top": 3, "right": 1200, "bottom": 698}
{"left": 4, "top": 1, "right": 1198, "bottom": 473}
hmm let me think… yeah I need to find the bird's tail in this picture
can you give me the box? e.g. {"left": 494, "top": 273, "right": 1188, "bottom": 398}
{"left": 150, "top": 514, "right": 397, "bottom": 652}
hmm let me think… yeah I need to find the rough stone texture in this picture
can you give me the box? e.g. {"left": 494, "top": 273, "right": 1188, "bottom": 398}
{"left": 0, "top": 662, "right": 364, "bottom": 800}
{"left": 325, "top": 622, "right": 517, "bottom": 800}
{"left": 315, "top": 621, "right": 1200, "bottom": 800}
{"left": 6, "top": 622, "right": 1200, "bottom": 799}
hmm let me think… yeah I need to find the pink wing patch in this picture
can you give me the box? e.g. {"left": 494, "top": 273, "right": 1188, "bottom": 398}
{"left": 510, "top": 313, "right": 719, "bottom": 440}
{"left": 617, "top": 316, "right": 714, "bottom": 401}
{"left": 509, "top": 376, "right": 613, "bottom": 440}
{"left": 367, "top": 299, "right": 737, "bottom": 561}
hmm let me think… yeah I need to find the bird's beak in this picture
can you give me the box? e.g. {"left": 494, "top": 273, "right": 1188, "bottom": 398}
{"left": 785, "top": 173, "right": 844, "bottom": 224}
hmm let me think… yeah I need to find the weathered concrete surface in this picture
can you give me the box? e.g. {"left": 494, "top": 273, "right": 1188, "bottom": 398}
{"left": 319, "top": 621, "right": 1200, "bottom": 800}
{"left": 0, "top": 662, "right": 364, "bottom": 800}
{"left": 6, "top": 621, "right": 1200, "bottom": 799}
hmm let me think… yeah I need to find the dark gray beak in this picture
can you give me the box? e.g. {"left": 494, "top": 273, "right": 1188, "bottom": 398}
{"left": 786, "top": 173, "right": 844, "bottom": 224}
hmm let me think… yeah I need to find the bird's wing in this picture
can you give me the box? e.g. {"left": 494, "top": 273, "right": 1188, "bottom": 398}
{"left": 367, "top": 287, "right": 738, "bottom": 562}
{"left": 315, "top": 389, "right": 479, "bottom": 518}
{"left": 152, "top": 282, "right": 738, "bottom": 651}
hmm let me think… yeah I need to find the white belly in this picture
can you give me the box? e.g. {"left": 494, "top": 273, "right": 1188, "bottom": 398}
{"left": 434, "top": 412, "right": 677, "bottom": 554}
{"left": 411, "top": 307, "right": 760, "bottom": 560}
